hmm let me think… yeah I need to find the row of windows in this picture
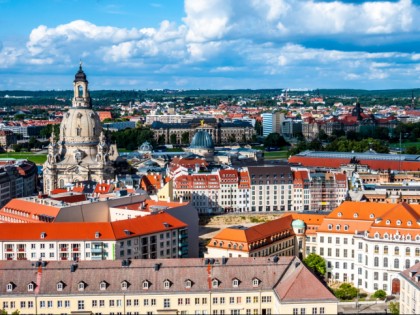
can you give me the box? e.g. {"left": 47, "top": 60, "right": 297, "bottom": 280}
{"left": 293, "top": 307, "right": 325, "bottom": 315}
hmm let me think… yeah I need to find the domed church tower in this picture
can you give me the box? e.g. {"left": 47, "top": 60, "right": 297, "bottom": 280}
{"left": 43, "top": 64, "right": 119, "bottom": 194}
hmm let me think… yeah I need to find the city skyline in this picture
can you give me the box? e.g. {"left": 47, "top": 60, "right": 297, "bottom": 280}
{"left": 1, "top": 0, "right": 420, "bottom": 90}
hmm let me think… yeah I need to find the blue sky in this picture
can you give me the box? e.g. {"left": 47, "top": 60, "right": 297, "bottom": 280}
{"left": 1, "top": 0, "right": 420, "bottom": 90}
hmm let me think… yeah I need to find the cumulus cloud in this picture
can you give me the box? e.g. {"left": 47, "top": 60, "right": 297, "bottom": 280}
{"left": 1, "top": 0, "right": 420, "bottom": 89}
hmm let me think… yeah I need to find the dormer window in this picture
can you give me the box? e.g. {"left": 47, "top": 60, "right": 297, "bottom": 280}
{"left": 386, "top": 220, "right": 391, "bottom": 225}
{"left": 57, "top": 282, "right": 64, "bottom": 291}
{"left": 100, "top": 281, "right": 107, "bottom": 291}
{"left": 27, "top": 283, "right": 35, "bottom": 292}
{"left": 95, "top": 232, "right": 100, "bottom": 239}
{"left": 396, "top": 220, "right": 402, "bottom": 226}
{"left": 142, "top": 280, "right": 149, "bottom": 290}
{"left": 369, "top": 214, "right": 375, "bottom": 219}
{"left": 6, "top": 282, "right": 13, "bottom": 292}
{"left": 407, "top": 221, "right": 412, "bottom": 226}
{"left": 40, "top": 232, "right": 46, "bottom": 239}
{"left": 337, "top": 212, "right": 342, "bottom": 217}
{"left": 121, "top": 281, "right": 128, "bottom": 290}
{"left": 336, "top": 225, "right": 341, "bottom": 231}
{"left": 78, "top": 282, "right": 85, "bottom": 291}
{"left": 353, "top": 213, "right": 359, "bottom": 218}
{"left": 252, "top": 278, "right": 260, "bottom": 287}
{"left": 185, "top": 280, "right": 192, "bottom": 289}
{"left": 344, "top": 225, "right": 349, "bottom": 231}
{"left": 328, "top": 224, "right": 332, "bottom": 230}
{"left": 232, "top": 279, "right": 239, "bottom": 288}
{"left": 213, "top": 241, "right": 217, "bottom": 246}
{"left": 219, "top": 242, "right": 224, "bottom": 247}
{"left": 163, "top": 280, "right": 171, "bottom": 289}
{"left": 212, "top": 279, "right": 219, "bottom": 288}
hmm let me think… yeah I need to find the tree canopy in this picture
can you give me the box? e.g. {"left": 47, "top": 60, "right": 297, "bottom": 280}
{"left": 303, "top": 253, "right": 326, "bottom": 278}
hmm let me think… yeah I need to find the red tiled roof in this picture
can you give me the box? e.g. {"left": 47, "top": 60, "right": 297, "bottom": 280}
{"left": 0, "top": 212, "right": 187, "bottom": 241}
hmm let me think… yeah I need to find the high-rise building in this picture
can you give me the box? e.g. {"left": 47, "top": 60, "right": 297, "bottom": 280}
{"left": 43, "top": 65, "right": 119, "bottom": 194}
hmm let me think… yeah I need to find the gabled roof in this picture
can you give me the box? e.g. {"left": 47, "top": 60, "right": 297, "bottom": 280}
{"left": 276, "top": 262, "right": 336, "bottom": 302}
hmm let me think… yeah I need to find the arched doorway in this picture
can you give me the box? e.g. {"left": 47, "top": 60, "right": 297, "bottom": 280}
{"left": 392, "top": 278, "right": 400, "bottom": 294}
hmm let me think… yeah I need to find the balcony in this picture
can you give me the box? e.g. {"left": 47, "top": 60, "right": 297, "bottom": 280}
{"left": 72, "top": 247, "right": 79, "bottom": 252}
{"left": 91, "top": 247, "right": 103, "bottom": 254}
{"left": 6, "top": 248, "right": 13, "bottom": 252}
{"left": 18, "top": 247, "right": 25, "bottom": 252}
{"left": 60, "top": 247, "right": 68, "bottom": 252}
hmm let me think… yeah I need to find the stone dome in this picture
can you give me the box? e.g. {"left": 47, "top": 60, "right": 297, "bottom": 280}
{"left": 190, "top": 130, "right": 214, "bottom": 149}
{"left": 292, "top": 219, "right": 305, "bottom": 229}
{"left": 60, "top": 108, "right": 102, "bottom": 144}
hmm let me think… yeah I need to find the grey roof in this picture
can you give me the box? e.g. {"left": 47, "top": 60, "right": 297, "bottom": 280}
{"left": 248, "top": 165, "right": 293, "bottom": 185}
{"left": 295, "top": 150, "right": 420, "bottom": 162}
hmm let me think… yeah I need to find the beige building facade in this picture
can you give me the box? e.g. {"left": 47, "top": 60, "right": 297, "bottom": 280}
{"left": 0, "top": 257, "right": 337, "bottom": 315}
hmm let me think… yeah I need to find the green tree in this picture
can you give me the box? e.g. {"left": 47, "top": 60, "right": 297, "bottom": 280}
{"left": 14, "top": 114, "right": 25, "bottom": 121}
{"left": 405, "top": 146, "right": 418, "bottom": 154}
{"left": 170, "top": 133, "right": 177, "bottom": 145}
{"left": 389, "top": 302, "right": 399, "bottom": 315}
{"left": 303, "top": 253, "right": 326, "bottom": 278}
{"left": 263, "top": 133, "right": 288, "bottom": 148}
{"left": 181, "top": 132, "right": 190, "bottom": 145}
{"left": 39, "top": 124, "right": 60, "bottom": 140}
{"left": 12, "top": 144, "right": 22, "bottom": 152}
{"left": 372, "top": 290, "right": 386, "bottom": 300}
{"left": 158, "top": 135, "right": 165, "bottom": 145}
{"left": 334, "top": 283, "right": 359, "bottom": 300}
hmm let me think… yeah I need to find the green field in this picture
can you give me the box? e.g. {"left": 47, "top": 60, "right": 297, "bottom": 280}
{"left": 0, "top": 153, "right": 47, "bottom": 165}
{"left": 263, "top": 151, "right": 289, "bottom": 159}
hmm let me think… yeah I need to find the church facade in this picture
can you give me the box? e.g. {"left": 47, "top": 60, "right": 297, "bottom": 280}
{"left": 43, "top": 65, "right": 118, "bottom": 194}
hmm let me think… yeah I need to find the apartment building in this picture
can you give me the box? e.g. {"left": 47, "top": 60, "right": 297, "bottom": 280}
{"left": 248, "top": 165, "right": 294, "bottom": 212}
{"left": 0, "top": 160, "right": 38, "bottom": 208}
{"left": 0, "top": 257, "right": 338, "bottom": 315}
{"left": 0, "top": 212, "right": 188, "bottom": 261}
{"left": 316, "top": 202, "right": 420, "bottom": 294}
{"left": 399, "top": 262, "right": 420, "bottom": 315}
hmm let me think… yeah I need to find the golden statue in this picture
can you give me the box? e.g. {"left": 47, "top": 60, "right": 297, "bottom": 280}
{"left": 200, "top": 119, "right": 204, "bottom": 126}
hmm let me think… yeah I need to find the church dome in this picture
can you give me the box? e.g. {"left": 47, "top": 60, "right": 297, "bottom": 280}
{"left": 60, "top": 108, "right": 102, "bottom": 143}
{"left": 190, "top": 130, "right": 214, "bottom": 149}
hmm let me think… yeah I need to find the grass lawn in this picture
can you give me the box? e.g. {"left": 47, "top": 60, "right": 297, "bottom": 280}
{"left": 263, "top": 151, "right": 289, "bottom": 159}
{"left": 0, "top": 153, "right": 47, "bottom": 165}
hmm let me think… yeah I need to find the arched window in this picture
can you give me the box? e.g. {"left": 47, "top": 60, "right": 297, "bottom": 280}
{"left": 405, "top": 259, "right": 411, "bottom": 269}
{"left": 142, "top": 281, "right": 149, "bottom": 289}
{"left": 185, "top": 280, "right": 192, "bottom": 289}
{"left": 383, "top": 273, "right": 388, "bottom": 281}
{"left": 78, "top": 85, "right": 83, "bottom": 97}
{"left": 374, "top": 245, "right": 379, "bottom": 254}
{"left": 121, "top": 281, "right": 128, "bottom": 290}
{"left": 394, "top": 247, "right": 399, "bottom": 255}
{"left": 374, "top": 257, "right": 379, "bottom": 267}
{"left": 78, "top": 282, "right": 85, "bottom": 291}
{"left": 383, "top": 257, "right": 388, "bottom": 268}
{"left": 406, "top": 247, "right": 411, "bottom": 256}
{"left": 212, "top": 279, "right": 219, "bottom": 288}
{"left": 57, "top": 282, "right": 64, "bottom": 291}
{"left": 394, "top": 259, "right": 399, "bottom": 269}
{"left": 384, "top": 246, "right": 388, "bottom": 254}
{"left": 416, "top": 248, "right": 420, "bottom": 257}
{"left": 328, "top": 224, "right": 332, "bottom": 230}
{"left": 59, "top": 179, "right": 64, "bottom": 188}
{"left": 232, "top": 279, "right": 239, "bottom": 287}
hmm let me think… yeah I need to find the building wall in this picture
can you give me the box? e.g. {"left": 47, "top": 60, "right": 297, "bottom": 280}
{"left": 400, "top": 274, "right": 420, "bottom": 315}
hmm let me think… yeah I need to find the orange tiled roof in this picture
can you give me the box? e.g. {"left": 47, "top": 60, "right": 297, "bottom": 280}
{"left": 0, "top": 212, "right": 187, "bottom": 241}
{"left": 0, "top": 198, "right": 60, "bottom": 223}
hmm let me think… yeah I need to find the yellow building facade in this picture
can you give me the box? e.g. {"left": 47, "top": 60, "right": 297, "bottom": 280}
{"left": 0, "top": 257, "right": 337, "bottom": 315}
